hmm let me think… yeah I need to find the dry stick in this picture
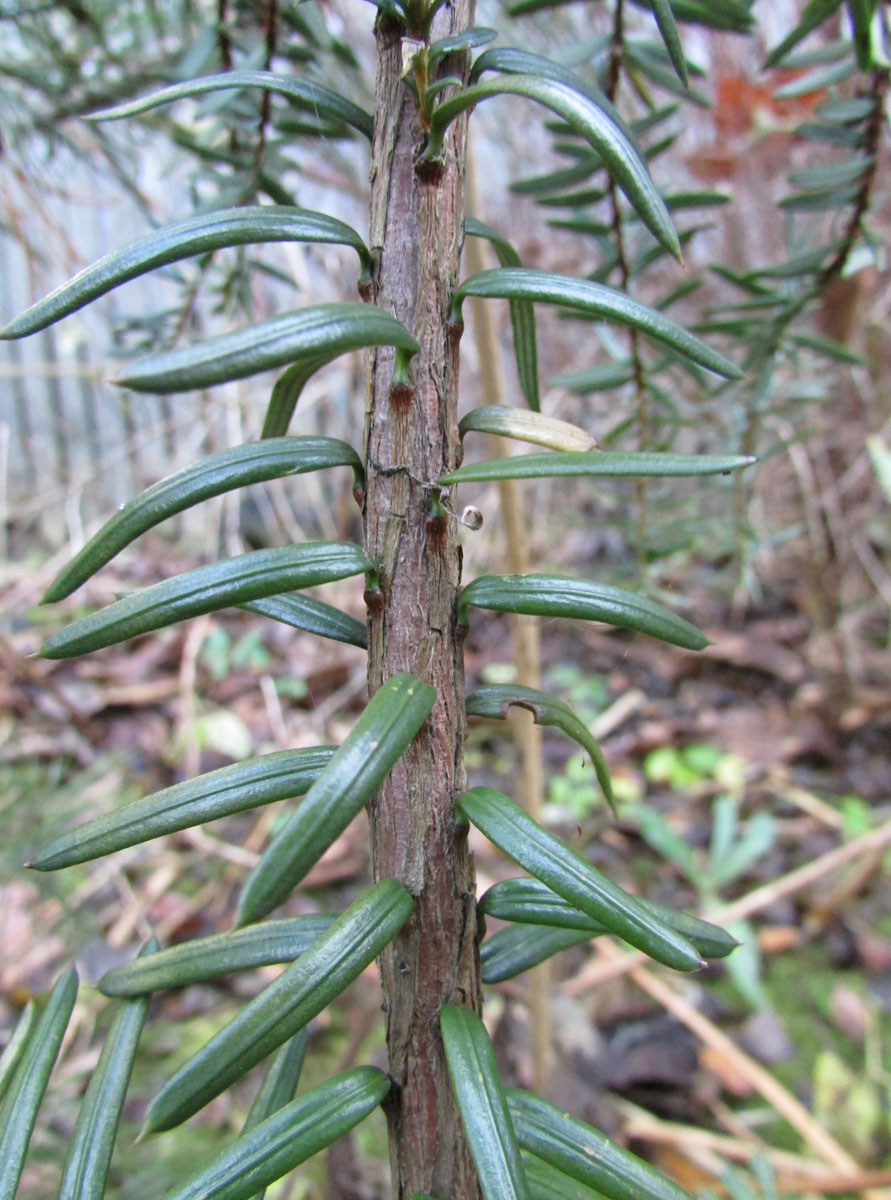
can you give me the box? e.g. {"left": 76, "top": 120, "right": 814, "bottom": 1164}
{"left": 595, "top": 939, "right": 860, "bottom": 1175}
{"left": 710, "top": 816, "right": 891, "bottom": 925}
{"left": 619, "top": 1102, "right": 891, "bottom": 1195}
{"left": 465, "top": 147, "right": 550, "bottom": 1092}
{"left": 567, "top": 816, "right": 891, "bottom": 992}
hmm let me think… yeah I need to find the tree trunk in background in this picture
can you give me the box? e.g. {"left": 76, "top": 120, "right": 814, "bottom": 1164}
{"left": 363, "top": 4, "right": 482, "bottom": 1198}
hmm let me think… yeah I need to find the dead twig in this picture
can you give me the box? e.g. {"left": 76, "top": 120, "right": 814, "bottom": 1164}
{"left": 565, "top": 818, "right": 891, "bottom": 995}
{"left": 596, "top": 940, "right": 859, "bottom": 1173}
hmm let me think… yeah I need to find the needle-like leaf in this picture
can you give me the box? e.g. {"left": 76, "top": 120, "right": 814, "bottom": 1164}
{"left": 39, "top": 542, "right": 371, "bottom": 659}
{"left": 89, "top": 70, "right": 374, "bottom": 139}
{"left": 161, "top": 1067, "right": 391, "bottom": 1200}
{"left": 764, "top": 0, "right": 844, "bottom": 67}
{"left": 30, "top": 747, "right": 334, "bottom": 871}
{"left": 644, "top": 0, "right": 689, "bottom": 86}
{"left": 236, "top": 674, "right": 435, "bottom": 925}
{"left": 240, "top": 1033, "right": 309, "bottom": 1200}
{"left": 0, "top": 209, "right": 371, "bottom": 340}
{"left": 465, "top": 218, "right": 539, "bottom": 410}
{"left": 425, "top": 77, "right": 679, "bottom": 257}
{"left": 520, "top": 1150, "right": 606, "bottom": 1200}
{"left": 458, "top": 788, "right": 702, "bottom": 971}
{"left": 451, "top": 270, "right": 740, "bottom": 379}
{"left": 0, "top": 969, "right": 78, "bottom": 1200}
{"left": 440, "top": 451, "right": 754, "bottom": 484}
{"left": 242, "top": 592, "right": 367, "bottom": 648}
{"left": 479, "top": 878, "right": 737, "bottom": 959}
{"left": 0, "top": 1004, "right": 36, "bottom": 1105}
{"left": 428, "top": 26, "right": 498, "bottom": 65}
{"left": 459, "top": 406, "right": 596, "bottom": 452}
{"left": 43, "top": 439, "right": 364, "bottom": 602}
{"left": 458, "top": 574, "right": 708, "bottom": 651}
{"left": 59, "top": 942, "right": 155, "bottom": 1200}
{"left": 441, "top": 1007, "right": 529, "bottom": 1200}
{"left": 466, "top": 684, "right": 612, "bottom": 810}
{"left": 481, "top": 924, "right": 591, "bottom": 983}
{"left": 507, "top": 1090, "right": 691, "bottom": 1200}
{"left": 100, "top": 917, "right": 337, "bottom": 996}
{"left": 115, "top": 303, "right": 418, "bottom": 394}
{"left": 144, "top": 880, "right": 410, "bottom": 1133}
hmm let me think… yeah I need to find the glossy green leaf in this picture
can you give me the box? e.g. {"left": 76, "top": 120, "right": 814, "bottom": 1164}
{"left": 100, "top": 917, "right": 336, "bottom": 996}
{"left": 0, "top": 968, "right": 78, "bottom": 1200}
{"left": 59, "top": 942, "right": 155, "bottom": 1200}
{"left": 549, "top": 361, "right": 634, "bottom": 393}
{"left": 145, "top": 879, "right": 411, "bottom": 1133}
{"left": 243, "top": 1030, "right": 307, "bottom": 1133}
{"left": 478, "top": 878, "right": 737, "bottom": 959}
{"left": 440, "top": 1007, "right": 529, "bottom": 1200}
{"left": 89, "top": 71, "right": 374, "bottom": 139}
{"left": 772, "top": 54, "right": 855, "bottom": 97}
{"left": 664, "top": 189, "right": 730, "bottom": 210}
{"left": 465, "top": 684, "right": 612, "bottom": 810}
{"left": 481, "top": 923, "right": 591, "bottom": 983}
{"left": 30, "top": 747, "right": 334, "bottom": 871}
{"left": 242, "top": 592, "right": 367, "bottom": 648}
{"left": 236, "top": 674, "right": 434, "bottom": 925}
{"left": 39, "top": 542, "right": 370, "bottom": 660}
{"left": 451, "top": 270, "right": 741, "bottom": 379}
{"left": 458, "top": 574, "right": 707, "bottom": 651}
{"left": 429, "top": 26, "right": 498, "bottom": 65}
{"left": 469, "top": 48, "right": 637, "bottom": 146}
{"left": 796, "top": 120, "right": 865, "bottom": 147}
{"left": 521, "top": 1150, "right": 607, "bottom": 1200}
{"left": 507, "top": 1090, "right": 690, "bottom": 1200}
{"left": 847, "top": 0, "right": 876, "bottom": 69}
{"left": 459, "top": 406, "right": 595, "bottom": 452}
{"left": 0, "top": 209, "right": 371, "bottom": 340}
{"left": 262, "top": 353, "right": 336, "bottom": 438}
{"left": 425, "top": 77, "right": 679, "bottom": 257}
{"left": 751, "top": 239, "right": 845, "bottom": 279}
{"left": 623, "top": 44, "right": 710, "bottom": 106}
{"left": 0, "top": 1003, "right": 35, "bottom": 1104}
{"left": 116, "top": 303, "right": 418, "bottom": 394}
{"left": 787, "top": 155, "right": 872, "bottom": 191}
{"left": 764, "top": 0, "right": 844, "bottom": 67}
{"left": 441, "top": 451, "right": 754, "bottom": 485}
{"left": 465, "top": 218, "right": 539, "bottom": 410}
{"left": 457, "top": 788, "right": 701, "bottom": 971}
{"left": 161, "top": 1067, "right": 390, "bottom": 1200}
{"left": 815, "top": 96, "right": 875, "bottom": 121}
{"left": 779, "top": 184, "right": 860, "bottom": 212}
{"left": 43, "top": 439, "right": 364, "bottom": 603}
{"left": 538, "top": 187, "right": 608, "bottom": 211}
{"left": 644, "top": 0, "right": 689, "bottom": 86}
{"left": 789, "top": 331, "right": 866, "bottom": 366}
{"left": 628, "top": 0, "right": 753, "bottom": 31}
{"left": 676, "top": 0, "right": 754, "bottom": 30}
{"left": 511, "top": 159, "right": 599, "bottom": 199}
{"left": 239, "top": 1032, "right": 308, "bottom": 1200}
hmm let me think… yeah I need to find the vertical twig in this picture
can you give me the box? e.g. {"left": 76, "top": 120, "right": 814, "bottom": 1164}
{"left": 465, "top": 146, "right": 550, "bottom": 1093}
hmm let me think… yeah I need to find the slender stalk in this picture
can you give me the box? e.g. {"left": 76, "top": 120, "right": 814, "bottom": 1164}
{"left": 363, "top": 6, "right": 482, "bottom": 1197}
{"left": 465, "top": 146, "right": 550, "bottom": 1093}
{"left": 604, "top": 0, "right": 649, "bottom": 559}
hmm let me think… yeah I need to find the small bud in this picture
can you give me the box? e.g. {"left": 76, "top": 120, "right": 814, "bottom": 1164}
{"left": 460, "top": 505, "right": 483, "bottom": 531}
{"left": 400, "top": 37, "right": 425, "bottom": 78}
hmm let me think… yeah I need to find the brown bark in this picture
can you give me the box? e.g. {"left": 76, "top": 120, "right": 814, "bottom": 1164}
{"left": 363, "top": 3, "right": 482, "bottom": 1198}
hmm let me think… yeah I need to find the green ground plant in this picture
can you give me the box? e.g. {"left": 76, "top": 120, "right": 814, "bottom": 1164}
{"left": 2, "top": 1, "right": 888, "bottom": 1198}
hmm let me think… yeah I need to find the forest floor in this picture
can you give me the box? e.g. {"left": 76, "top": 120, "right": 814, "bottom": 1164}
{"left": 2, "top": 539, "right": 890, "bottom": 1200}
